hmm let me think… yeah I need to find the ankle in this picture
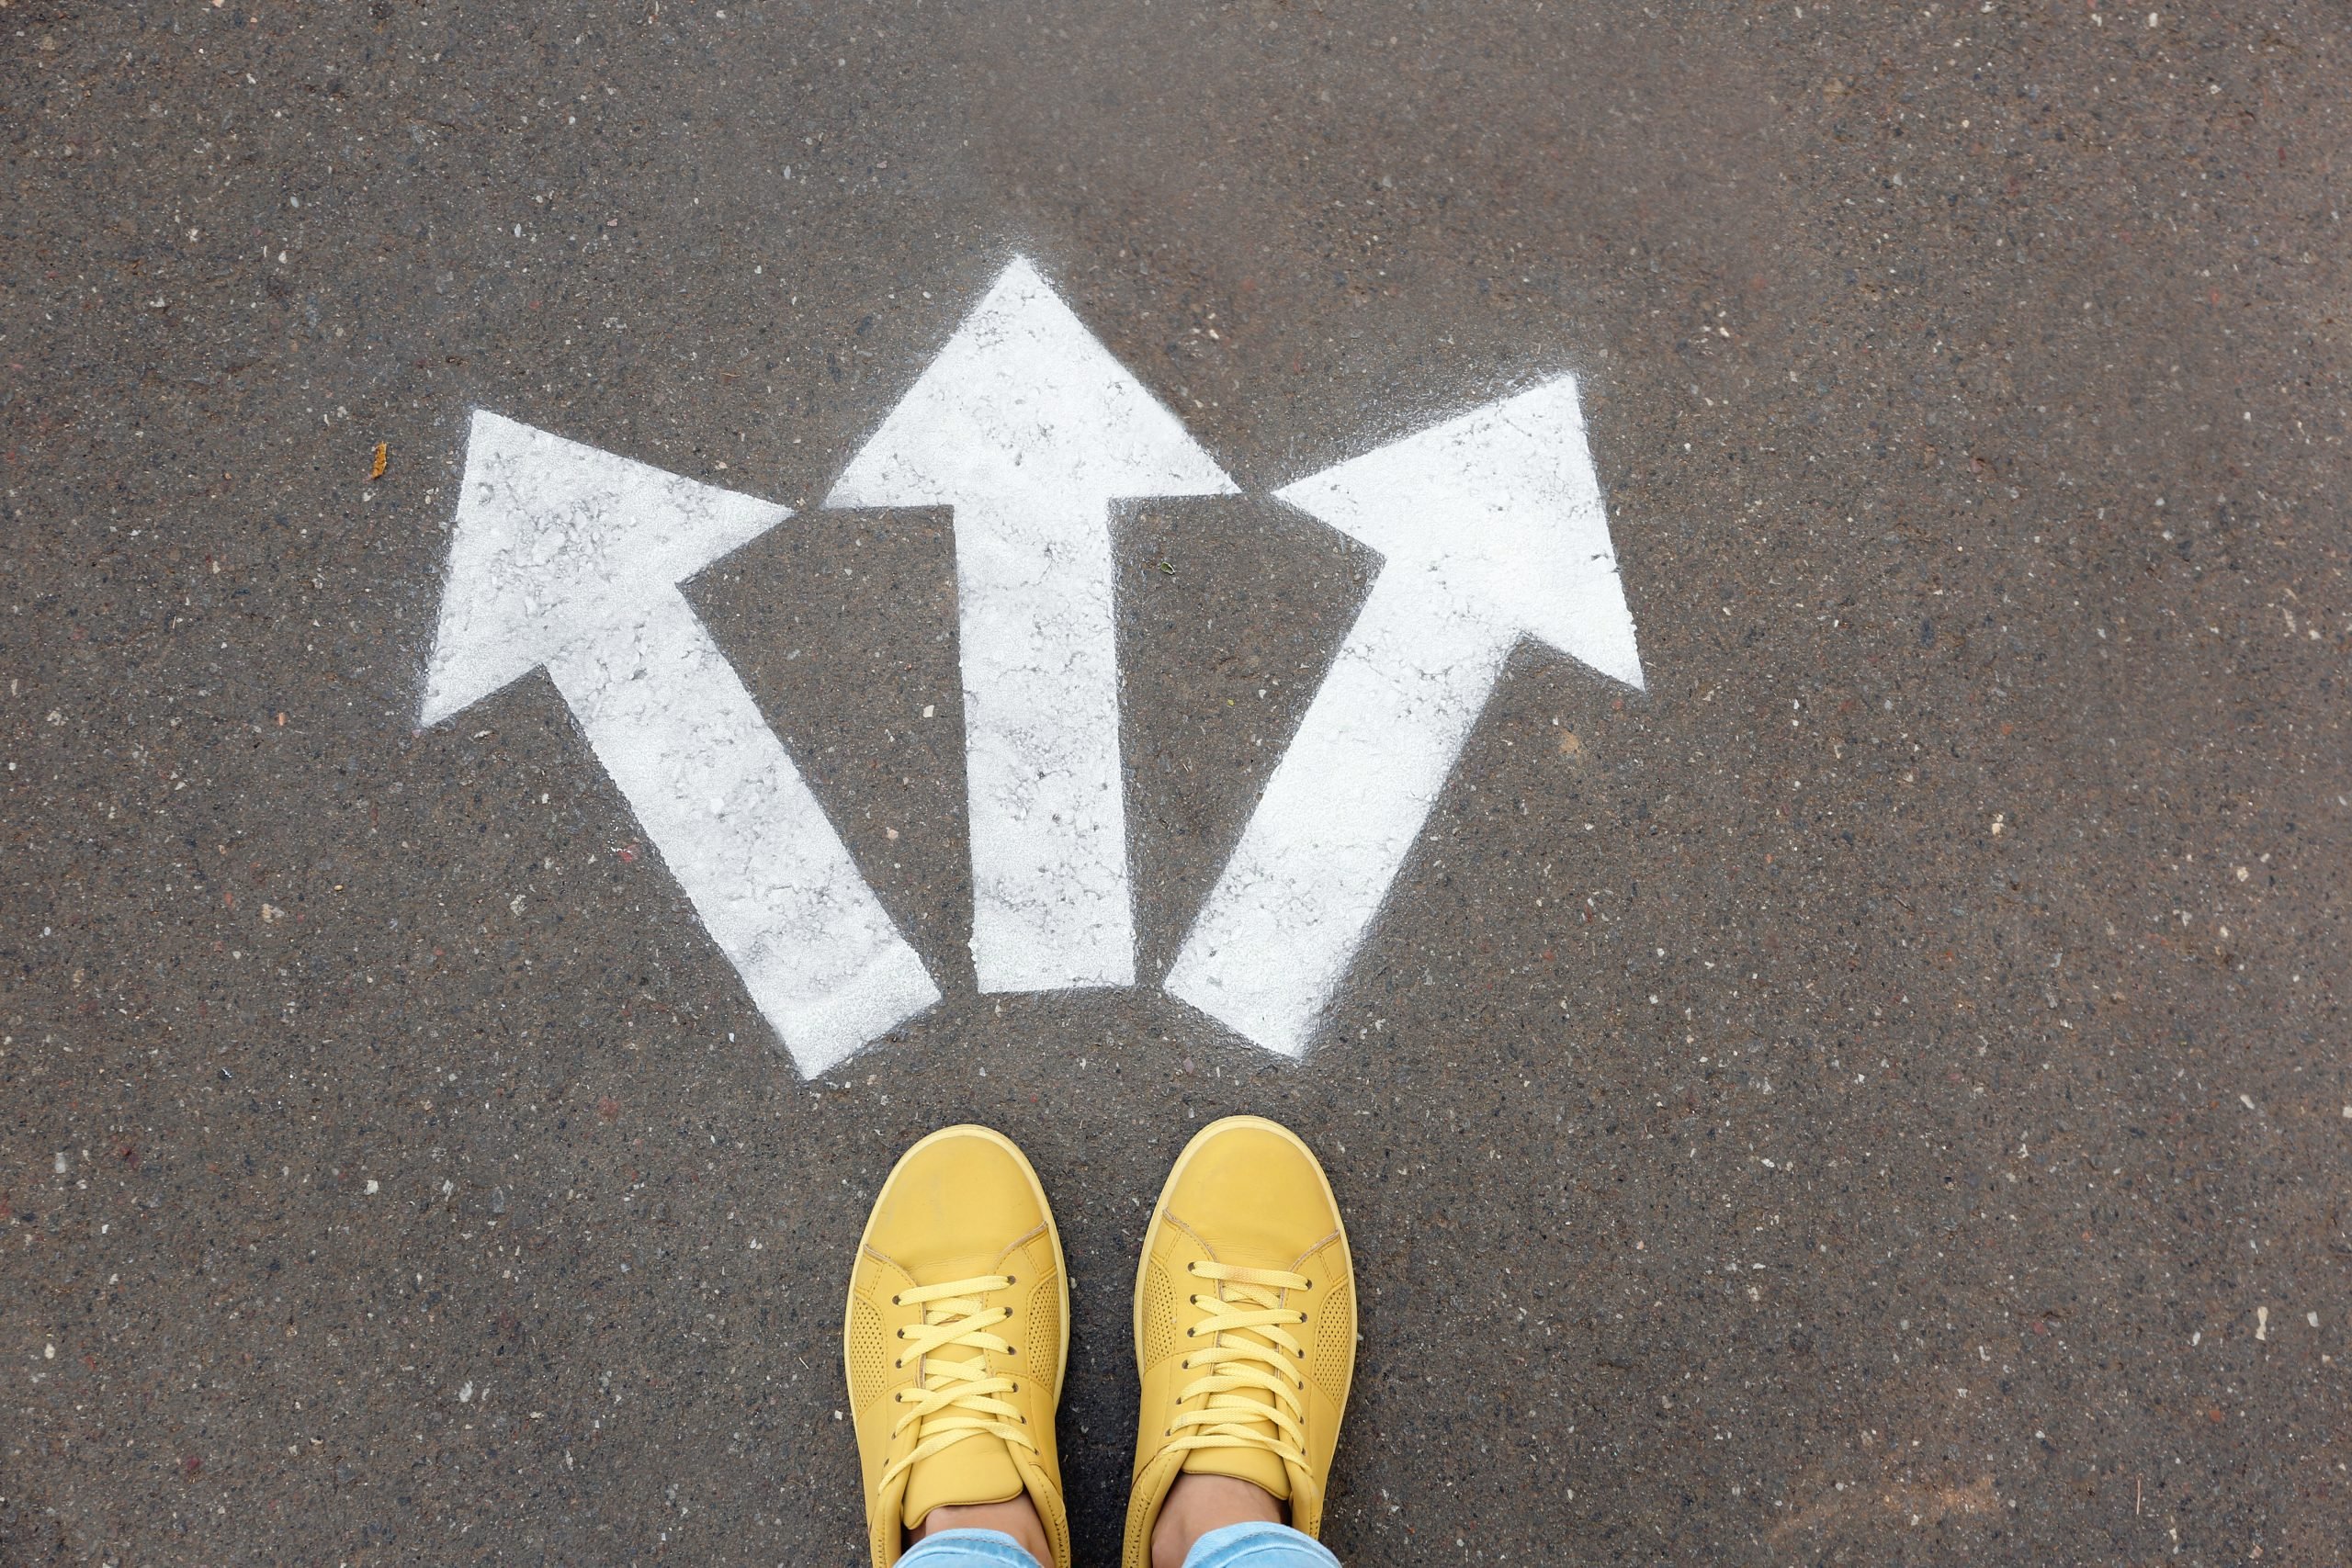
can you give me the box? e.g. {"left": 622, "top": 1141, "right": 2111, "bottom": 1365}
{"left": 1149, "top": 1472, "right": 1284, "bottom": 1568}
{"left": 916, "top": 1495, "right": 1052, "bottom": 1565}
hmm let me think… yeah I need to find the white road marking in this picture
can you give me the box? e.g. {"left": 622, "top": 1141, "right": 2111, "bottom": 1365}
{"left": 422, "top": 411, "right": 940, "bottom": 1075}
{"left": 1165, "top": 377, "right": 1642, "bottom": 1056}
{"left": 828, "top": 257, "right": 1236, "bottom": 993}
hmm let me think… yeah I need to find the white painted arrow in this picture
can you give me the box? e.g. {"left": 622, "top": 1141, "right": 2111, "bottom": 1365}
{"left": 422, "top": 410, "right": 940, "bottom": 1075}
{"left": 1165, "top": 377, "right": 1642, "bottom": 1056}
{"left": 828, "top": 257, "right": 1236, "bottom": 993}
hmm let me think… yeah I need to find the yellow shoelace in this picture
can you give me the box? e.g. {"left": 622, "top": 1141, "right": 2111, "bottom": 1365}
{"left": 878, "top": 1274, "right": 1036, "bottom": 1491}
{"left": 1164, "top": 1260, "right": 1313, "bottom": 1472}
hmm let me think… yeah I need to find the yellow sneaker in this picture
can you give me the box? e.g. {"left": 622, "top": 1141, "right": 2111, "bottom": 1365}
{"left": 844, "top": 1125, "right": 1071, "bottom": 1568}
{"left": 1123, "top": 1115, "right": 1356, "bottom": 1568}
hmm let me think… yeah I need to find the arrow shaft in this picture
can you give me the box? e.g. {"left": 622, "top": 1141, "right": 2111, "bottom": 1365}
{"left": 545, "top": 589, "right": 939, "bottom": 1073}
{"left": 1165, "top": 586, "right": 1514, "bottom": 1055}
{"left": 954, "top": 496, "right": 1133, "bottom": 991}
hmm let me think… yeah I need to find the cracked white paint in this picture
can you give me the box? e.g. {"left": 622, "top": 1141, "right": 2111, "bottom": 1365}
{"left": 829, "top": 256, "right": 1235, "bottom": 992}
{"left": 1166, "top": 377, "right": 1642, "bottom": 1056}
{"left": 422, "top": 410, "right": 939, "bottom": 1075}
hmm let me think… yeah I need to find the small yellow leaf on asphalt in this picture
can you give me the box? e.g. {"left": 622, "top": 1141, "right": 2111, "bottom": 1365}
{"left": 369, "top": 441, "right": 389, "bottom": 480}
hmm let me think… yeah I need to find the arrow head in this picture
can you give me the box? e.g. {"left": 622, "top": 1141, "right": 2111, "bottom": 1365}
{"left": 421, "top": 411, "right": 787, "bottom": 725}
{"left": 827, "top": 256, "right": 1236, "bottom": 513}
{"left": 1273, "top": 377, "right": 1644, "bottom": 690}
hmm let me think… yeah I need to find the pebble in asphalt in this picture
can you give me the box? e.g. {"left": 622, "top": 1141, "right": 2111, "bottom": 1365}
{"left": 3, "top": 3, "right": 2346, "bottom": 1563}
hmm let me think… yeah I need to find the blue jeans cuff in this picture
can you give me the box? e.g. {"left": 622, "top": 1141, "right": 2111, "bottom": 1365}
{"left": 1184, "top": 1519, "right": 1343, "bottom": 1568}
{"left": 898, "top": 1527, "right": 1047, "bottom": 1568}
{"left": 888, "top": 1516, "right": 1341, "bottom": 1568}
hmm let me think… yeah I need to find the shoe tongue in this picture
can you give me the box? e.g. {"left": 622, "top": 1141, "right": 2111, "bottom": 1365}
{"left": 899, "top": 1278, "right": 1024, "bottom": 1532}
{"left": 1178, "top": 1278, "right": 1294, "bottom": 1502}
{"left": 902, "top": 1436, "right": 1023, "bottom": 1531}
{"left": 1182, "top": 1441, "right": 1290, "bottom": 1500}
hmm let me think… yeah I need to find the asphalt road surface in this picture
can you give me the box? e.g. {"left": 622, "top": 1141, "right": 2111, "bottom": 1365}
{"left": 6, "top": 3, "right": 2348, "bottom": 1563}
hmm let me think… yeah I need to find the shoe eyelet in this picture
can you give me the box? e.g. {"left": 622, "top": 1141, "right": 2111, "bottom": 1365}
{"left": 1298, "top": 1313, "right": 1309, "bottom": 1324}
{"left": 1184, "top": 1261, "right": 1196, "bottom": 1274}
{"left": 1185, "top": 1328, "right": 1197, "bottom": 1337}
{"left": 1005, "top": 1275, "right": 1017, "bottom": 1285}
{"left": 889, "top": 1294, "right": 901, "bottom": 1306}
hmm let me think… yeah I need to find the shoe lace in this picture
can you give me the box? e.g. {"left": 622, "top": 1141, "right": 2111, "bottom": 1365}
{"left": 877, "top": 1275, "right": 1036, "bottom": 1492}
{"left": 1166, "top": 1260, "right": 1313, "bottom": 1472}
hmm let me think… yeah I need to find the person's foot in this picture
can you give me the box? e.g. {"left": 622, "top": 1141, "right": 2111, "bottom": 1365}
{"left": 845, "top": 1125, "right": 1071, "bottom": 1568}
{"left": 1124, "top": 1116, "right": 1356, "bottom": 1568}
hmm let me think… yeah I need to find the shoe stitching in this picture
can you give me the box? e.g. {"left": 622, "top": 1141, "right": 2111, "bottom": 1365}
{"left": 1284, "top": 1229, "right": 1342, "bottom": 1277}
{"left": 1162, "top": 1211, "right": 1219, "bottom": 1262}
{"left": 992, "top": 1221, "right": 1049, "bottom": 1272}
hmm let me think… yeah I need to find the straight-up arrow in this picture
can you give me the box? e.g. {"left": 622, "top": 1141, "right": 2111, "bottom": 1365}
{"left": 828, "top": 257, "right": 1236, "bottom": 992}
{"left": 422, "top": 411, "right": 940, "bottom": 1076}
{"left": 1165, "top": 377, "right": 1643, "bottom": 1056}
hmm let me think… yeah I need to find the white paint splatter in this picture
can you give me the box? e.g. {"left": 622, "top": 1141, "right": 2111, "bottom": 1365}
{"left": 1166, "top": 377, "right": 1640, "bottom": 1055}
{"left": 423, "top": 411, "right": 939, "bottom": 1075}
{"left": 830, "top": 257, "right": 1234, "bottom": 992}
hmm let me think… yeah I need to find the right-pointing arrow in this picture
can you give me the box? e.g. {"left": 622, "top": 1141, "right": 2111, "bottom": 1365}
{"left": 1164, "top": 376, "right": 1642, "bottom": 1057}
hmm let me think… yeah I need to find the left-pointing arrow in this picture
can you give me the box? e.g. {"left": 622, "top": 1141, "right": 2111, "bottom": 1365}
{"left": 828, "top": 257, "right": 1236, "bottom": 993}
{"left": 422, "top": 410, "right": 941, "bottom": 1075}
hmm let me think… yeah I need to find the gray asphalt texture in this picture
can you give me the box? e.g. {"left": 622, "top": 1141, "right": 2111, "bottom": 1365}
{"left": 5, "top": 2, "right": 2348, "bottom": 1563}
